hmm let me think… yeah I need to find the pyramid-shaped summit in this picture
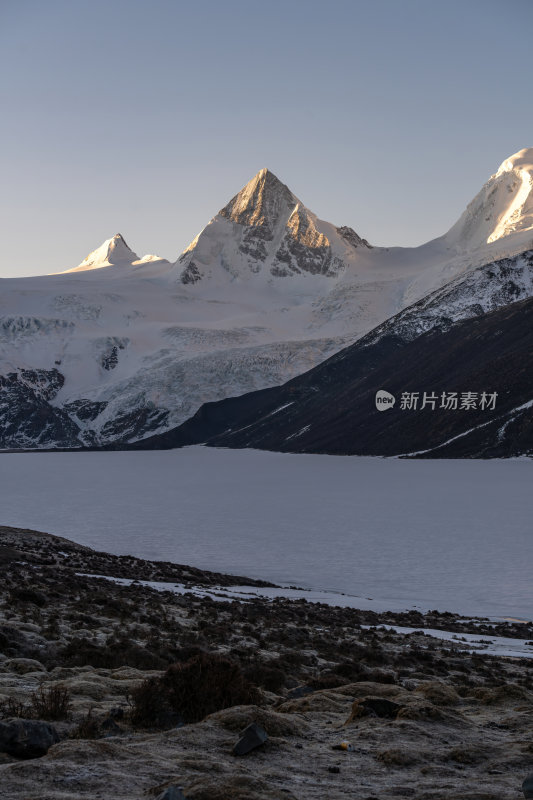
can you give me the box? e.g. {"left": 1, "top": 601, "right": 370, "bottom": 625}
{"left": 219, "top": 168, "right": 299, "bottom": 229}
{"left": 177, "top": 168, "right": 369, "bottom": 285}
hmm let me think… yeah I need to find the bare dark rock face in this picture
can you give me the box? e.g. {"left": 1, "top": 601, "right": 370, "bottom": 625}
{"left": 336, "top": 225, "right": 371, "bottom": 248}
{"left": 180, "top": 261, "right": 202, "bottom": 285}
{"left": 63, "top": 399, "right": 107, "bottom": 422}
{"left": 0, "top": 719, "right": 59, "bottom": 759}
{"left": 133, "top": 288, "right": 533, "bottom": 458}
{"left": 99, "top": 405, "right": 170, "bottom": 443}
{"left": 0, "top": 369, "right": 81, "bottom": 449}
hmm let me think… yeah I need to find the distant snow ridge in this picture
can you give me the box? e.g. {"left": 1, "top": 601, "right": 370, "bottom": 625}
{"left": 2, "top": 149, "right": 533, "bottom": 450}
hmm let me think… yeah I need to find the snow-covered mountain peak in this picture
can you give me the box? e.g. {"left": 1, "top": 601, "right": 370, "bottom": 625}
{"left": 67, "top": 234, "right": 139, "bottom": 272}
{"left": 219, "top": 168, "right": 298, "bottom": 229}
{"left": 176, "top": 169, "right": 370, "bottom": 285}
{"left": 445, "top": 147, "right": 533, "bottom": 251}
{"left": 495, "top": 147, "right": 533, "bottom": 176}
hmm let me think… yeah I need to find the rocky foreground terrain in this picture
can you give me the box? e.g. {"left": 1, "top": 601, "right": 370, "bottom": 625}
{"left": 0, "top": 525, "right": 532, "bottom": 799}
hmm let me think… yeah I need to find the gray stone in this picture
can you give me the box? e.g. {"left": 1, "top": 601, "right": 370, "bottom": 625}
{"left": 155, "top": 787, "right": 187, "bottom": 800}
{"left": 523, "top": 774, "right": 533, "bottom": 799}
{"left": 0, "top": 719, "right": 59, "bottom": 759}
{"left": 100, "top": 717, "right": 122, "bottom": 735}
{"left": 233, "top": 722, "right": 268, "bottom": 756}
{"left": 360, "top": 697, "right": 401, "bottom": 719}
{"left": 287, "top": 685, "right": 315, "bottom": 700}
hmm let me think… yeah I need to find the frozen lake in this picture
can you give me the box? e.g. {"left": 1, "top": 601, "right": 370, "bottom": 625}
{"left": 0, "top": 447, "right": 531, "bottom": 621}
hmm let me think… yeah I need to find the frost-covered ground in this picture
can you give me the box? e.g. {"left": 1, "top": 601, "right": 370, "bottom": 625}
{"left": 77, "top": 574, "right": 533, "bottom": 659}
{"left": 0, "top": 447, "right": 530, "bottom": 621}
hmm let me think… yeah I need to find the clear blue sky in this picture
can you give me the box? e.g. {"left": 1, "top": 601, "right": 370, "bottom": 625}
{"left": 1, "top": 0, "right": 532, "bottom": 277}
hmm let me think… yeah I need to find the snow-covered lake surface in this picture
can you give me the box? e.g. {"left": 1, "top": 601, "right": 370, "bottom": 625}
{"left": 0, "top": 447, "right": 531, "bottom": 622}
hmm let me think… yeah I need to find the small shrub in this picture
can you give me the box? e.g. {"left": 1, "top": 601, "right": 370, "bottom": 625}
{"left": 130, "top": 652, "right": 259, "bottom": 728}
{"left": 244, "top": 663, "right": 287, "bottom": 693}
{"left": 30, "top": 684, "right": 71, "bottom": 720}
{"left": 129, "top": 676, "right": 178, "bottom": 729}
{"left": 335, "top": 660, "right": 362, "bottom": 681}
{"left": 0, "top": 697, "right": 29, "bottom": 719}
{"left": 59, "top": 635, "right": 167, "bottom": 670}
{"left": 10, "top": 588, "right": 47, "bottom": 608}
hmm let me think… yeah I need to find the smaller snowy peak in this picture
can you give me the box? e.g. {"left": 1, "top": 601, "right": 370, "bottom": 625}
{"left": 445, "top": 147, "right": 533, "bottom": 251}
{"left": 67, "top": 234, "right": 139, "bottom": 272}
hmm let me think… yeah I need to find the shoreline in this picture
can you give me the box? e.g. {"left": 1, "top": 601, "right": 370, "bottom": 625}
{"left": 1, "top": 448, "right": 530, "bottom": 624}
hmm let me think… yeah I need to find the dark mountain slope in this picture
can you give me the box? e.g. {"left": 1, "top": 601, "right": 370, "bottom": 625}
{"left": 129, "top": 296, "right": 533, "bottom": 458}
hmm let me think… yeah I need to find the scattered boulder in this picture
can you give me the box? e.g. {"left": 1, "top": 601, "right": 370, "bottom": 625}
{"left": 523, "top": 774, "right": 533, "bottom": 799}
{"left": 100, "top": 717, "right": 123, "bottom": 735}
{"left": 0, "top": 718, "right": 59, "bottom": 759}
{"left": 286, "top": 685, "right": 315, "bottom": 699}
{"left": 233, "top": 722, "right": 268, "bottom": 756}
{"left": 346, "top": 696, "right": 401, "bottom": 722}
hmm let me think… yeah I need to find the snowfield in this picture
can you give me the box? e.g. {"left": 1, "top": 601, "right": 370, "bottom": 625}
{"left": 0, "top": 447, "right": 530, "bottom": 622}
